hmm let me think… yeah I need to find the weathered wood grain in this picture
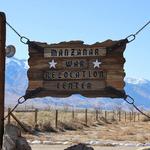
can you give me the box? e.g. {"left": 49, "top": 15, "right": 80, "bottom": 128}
{"left": 44, "top": 80, "right": 106, "bottom": 91}
{"left": 27, "top": 39, "right": 127, "bottom": 98}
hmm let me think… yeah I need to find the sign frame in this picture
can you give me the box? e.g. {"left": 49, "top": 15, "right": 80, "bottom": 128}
{"left": 27, "top": 39, "right": 127, "bottom": 98}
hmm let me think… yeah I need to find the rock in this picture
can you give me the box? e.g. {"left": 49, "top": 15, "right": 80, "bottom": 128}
{"left": 5, "top": 124, "right": 21, "bottom": 138}
{"left": 16, "top": 137, "right": 32, "bottom": 150}
{"left": 2, "top": 134, "right": 16, "bottom": 150}
{"left": 137, "top": 147, "right": 150, "bottom": 150}
{"left": 64, "top": 143, "right": 94, "bottom": 150}
{"left": 2, "top": 124, "right": 31, "bottom": 150}
{"left": 43, "top": 141, "right": 52, "bottom": 144}
{"left": 31, "top": 140, "right": 42, "bottom": 144}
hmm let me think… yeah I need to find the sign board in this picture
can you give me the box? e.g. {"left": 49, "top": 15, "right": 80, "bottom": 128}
{"left": 27, "top": 39, "right": 127, "bottom": 98}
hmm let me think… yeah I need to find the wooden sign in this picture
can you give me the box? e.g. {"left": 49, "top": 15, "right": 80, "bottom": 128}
{"left": 27, "top": 39, "right": 127, "bottom": 98}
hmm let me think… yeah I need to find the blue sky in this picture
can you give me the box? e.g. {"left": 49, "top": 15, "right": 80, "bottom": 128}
{"left": 0, "top": 0, "right": 150, "bottom": 80}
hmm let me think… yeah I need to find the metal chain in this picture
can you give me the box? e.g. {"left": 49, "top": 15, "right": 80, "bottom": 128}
{"left": 6, "top": 20, "right": 150, "bottom": 44}
{"left": 3, "top": 87, "right": 43, "bottom": 120}
{"left": 6, "top": 21, "right": 30, "bottom": 44}
{"left": 3, "top": 96, "right": 25, "bottom": 120}
{"left": 126, "top": 20, "right": 150, "bottom": 43}
{"left": 5, "top": 20, "right": 150, "bottom": 119}
{"left": 124, "top": 95, "right": 150, "bottom": 119}
{"left": 106, "top": 86, "right": 150, "bottom": 119}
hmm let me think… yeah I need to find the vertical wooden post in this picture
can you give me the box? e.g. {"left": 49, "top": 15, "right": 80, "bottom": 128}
{"left": 118, "top": 111, "right": 121, "bottom": 122}
{"left": 138, "top": 113, "right": 140, "bottom": 121}
{"left": 133, "top": 112, "right": 136, "bottom": 122}
{"left": 96, "top": 110, "right": 98, "bottom": 121}
{"left": 125, "top": 112, "right": 126, "bottom": 122}
{"left": 0, "top": 12, "right": 6, "bottom": 148}
{"left": 72, "top": 109, "right": 75, "bottom": 120}
{"left": 85, "top": 109, "right": 88, "bottom": 126}
{"left": 112, "top": 110, "right": 115, "bottom": 121}
{"left": 129, "top": 112, "right": 132, "bottom": 122}
{"left": 105, "top": 111, "right": 107, "bottom": 121}
{"left": 34, "top": 109, "right": 38, "bottom": 125}
{"left": 55, "top": 110, "right": 58, "bottom": 128}
{"left": 7, "top": 108, "right": 11, "bottom": 124}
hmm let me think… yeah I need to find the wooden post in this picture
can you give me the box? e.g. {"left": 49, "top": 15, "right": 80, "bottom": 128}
{"left": 112, "top": 110, "right": 115, "bottom": 121}
{"left": 85, "top": 109, "right": 88, "bottom": 126}
{"left": 129, "top": 112, "right": 132, "bottom": 122}
{"left": 96, "top": 110, "right": 98, "bottom": 121}
{"left": 105, "top": 111, "right": 107, "bottom": 121}
{"left": 138, "top": 113, "right": 140, "bottom": 121}
{"left": 10, "top": 113, "right": 32, "bottom": 133}
{"left": 34, "top": 109, "right": 38, "bottom": 125}
{"left": 118, "top": 111, "right": 121, "bottom": 122}
{"left": 72, "top": 109, "right": 75, "bottom": 120}
{"left": 0, "top": 12, "right": 6, "bottom": 148}
{"left": 133, "top": 112, "right": 136, "bottom": 122}
{"left": 7, "top": 108, "right": 11, "bottom": 124}
{"left": 124, "top": 112, "right": 126, "bottom": 122}
{"left": 55, "top": 110, "right": 58, "bottom": 128}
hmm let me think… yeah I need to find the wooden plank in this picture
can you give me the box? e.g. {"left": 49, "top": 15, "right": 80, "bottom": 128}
{"left": 15, "top": 109, "right": 36, "bottom": 112}
{"left": 28, "top": 70, "right": 106, "bottom": 80}
{"left": 28, "top": 60, "right": 124, "bottom": 72}
{"left": 44, "top": 47, "right": 106, "bottom": 57}
{"left": 106, "top": 80, "right": 125, "bottom": 89}
{"left": 0, "top": 12, "right": 6, "bottom": 148}
{"left": 28, "top": 80, "right": 43, "bottom": 90}
{"left": 44, "top": 80, "right": 106, "bottom": 91}
{"left": 10, "top": 113, "right": 33, "bottom": 133}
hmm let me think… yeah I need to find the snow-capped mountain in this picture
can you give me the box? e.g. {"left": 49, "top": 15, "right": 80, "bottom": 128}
{"left": 5, "top": 57, "right": 150, "bottom": 110}
{"left": 5, "top": 58, "right": 28, "bottom": 96}
{"left": 125, "top": 77, "right": 149, "bottom": 85}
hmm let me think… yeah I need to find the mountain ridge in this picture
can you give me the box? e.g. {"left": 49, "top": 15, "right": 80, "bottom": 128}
{"left": 5, "top": 57, "right": 150, "bottom": 110}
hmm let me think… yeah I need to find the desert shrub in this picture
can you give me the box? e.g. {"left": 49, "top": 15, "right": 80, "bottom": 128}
{"left": 142, "top": 116, "right": 150, "bottom": 122}
{"left": 41, "top": 121, "right": 57, "bottom": 132}
{"left": 58, "top": 121, "right": 77, "bottom": 131}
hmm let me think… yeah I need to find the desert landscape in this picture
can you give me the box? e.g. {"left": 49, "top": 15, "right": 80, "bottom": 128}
{"left": 5, "top": 107, "right": 150, "bottom": 150}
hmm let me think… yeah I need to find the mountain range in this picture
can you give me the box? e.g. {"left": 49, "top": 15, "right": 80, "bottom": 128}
{"left": 4, "top": 57, "right": 150, "bottom": 110}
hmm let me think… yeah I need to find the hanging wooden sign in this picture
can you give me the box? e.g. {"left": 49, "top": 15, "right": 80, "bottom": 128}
{"left": 27, "top": 39, "right": 127, "bottom": 98}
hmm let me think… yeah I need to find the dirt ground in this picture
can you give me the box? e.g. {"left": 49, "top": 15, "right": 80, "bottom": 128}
{"left": 25, "top": 121, "right": 150, "bottom": 143}
{"left": 31, "top": 145, "right": 142, "bottom": 150}
{"left": 24, "top": 121, "right": 150, "bottom": 150}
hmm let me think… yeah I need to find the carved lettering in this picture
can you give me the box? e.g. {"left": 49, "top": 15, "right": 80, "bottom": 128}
{"left": 89, "top": 49, "right": 93, "bottom": 55}
{"left": 65, "top": 60, "right": 86, "bottom": 68}
{"left": 95, "top": 49, "right": 99, "bottom": 55}
{"left": 64, "top": 49, "right": 69, "bottom": 56}
{"left": 28, "top": 40, "right": 126, "bottom": 98}
{"left": 57, "top": 82, "right": 92, "bottom": 90}
{"left": 43, "top": 70, "right": 106, "bottom": 80}
{"left": 44, "top": 47, "right": 106, "bottom": 57}
{"left": 77, "top": 49, "right": 81, "bottom": 55}
{"left": 59, "top": 49, "right": 63, "bottom": 56}
{"left": 71, "top": 49, "right": 75, "bottom": 56}
{"left": 83, "top": 49, "right": 87, "bottom": 55}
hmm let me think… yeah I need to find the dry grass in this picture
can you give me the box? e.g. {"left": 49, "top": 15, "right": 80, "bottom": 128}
{"left": 5, "top": 108, "right": 150, "bottom": 144}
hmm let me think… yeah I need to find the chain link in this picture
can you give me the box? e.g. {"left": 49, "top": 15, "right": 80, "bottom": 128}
{"left": 124, "top": 95, "right": 150, "bottom": 119}
{"left": 6, "top": 20, "right": 150, "bottom": 44}
{"left": 124, "top": 95, "right": 134, "bottom": 105}
{"left": 6, "top": 21, "right": 30, "bottom": 44}
{"left": 3, "top": 87, "right": 43, "bottom": 121}
{"left": 126, "top": 20, "right": 150, "bottom": 43}
{"left": 106, "top": 86, "right": 150, "bottom": 119}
